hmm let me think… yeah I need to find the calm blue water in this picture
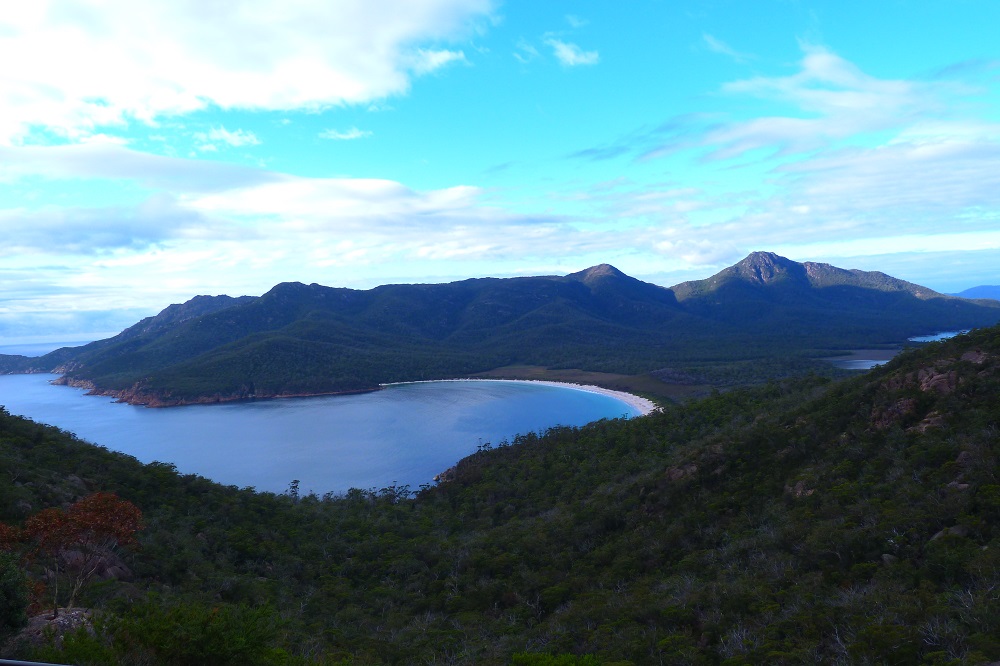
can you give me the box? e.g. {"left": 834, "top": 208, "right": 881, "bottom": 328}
{"left": 826, "top": 330, "right": 969, "bottom": 370}
{"left": 908, "top": 330, "right": 966, "bottom": 343}
{"left": 829, "top": 359, "right": 886, "bottom": 370}
{"left": 0, "top": 375, "right": 637, "bottom": 495}
{"left": 0, "top": 340, "right": 94, "bottom": 357}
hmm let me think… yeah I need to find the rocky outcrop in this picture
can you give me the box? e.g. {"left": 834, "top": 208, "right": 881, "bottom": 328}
{"left": 433, "top": 466, "right": 457, "bottom": 484}
{"left": 873, "top": 349, "right": 998, "bottom": 429}
{"left": 785, "top": 479, "right": 816, "bottom": 499}
{"left": 885, "top": 362, "right": 960, "bottom": 395}
{"left": 908, "top": 410, "right": 946, "bottom": 433}
{"left": 929, "top": 525, "right": 969, "bottom": 542}
{"left": 665, "top": 463, "right": 698, "bottom": 482}
{"left": 871, "top": 398, "right": 918, "bottom": 430}
{"left": 2, "top": 608, "right": 94, "bottom": 658}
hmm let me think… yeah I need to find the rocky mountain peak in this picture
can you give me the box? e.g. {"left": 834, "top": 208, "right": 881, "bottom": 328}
{"left": 731, "top": 252, "right": 803, "bottom": 285}
{"left": 568, "top": 263, "right": 628, "bottom": 285}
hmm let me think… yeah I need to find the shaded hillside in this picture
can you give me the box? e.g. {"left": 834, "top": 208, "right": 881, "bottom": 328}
{"left": 3, "top": 252, "right": 999, "bottom": 405}
{"left": 2, "top": 325, "right": 999, "bottom": 663}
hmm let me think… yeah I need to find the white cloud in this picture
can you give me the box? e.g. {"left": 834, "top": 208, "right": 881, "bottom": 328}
{"left": 724, "top": 45, "right": 921, "bottom": 115}
{"left": 703, "top": 44, "right": 942, "bottom": 160}
{"left": 654, "top": 237, "right": 744, "bottom": 266}
{"left": 514, "top": 40, "right": 540, "bottom": 64}
{"left": 319, "top": 127, "right": 373, "bottom": 141}
{"left": 0, "top": 141, "right": 277, "bottom": 192}
{"left": 182, "top": 177, "right": 502, "bottom": 232}
{"left": 702, "top": 33, "right": 755, "bottom": 63}
{"left": 194, "top": 127, "right": 260, "bottom": 150}
{"left": 0, "top": 0, "right": 494, "bottom": 144}
{"left": 771, "top": 230, "right": 1000, "bottom": 259}
{"left": 410, "top": 48, "right": 468, "bottom": 74}
{"left": 775, "top": 136, "right": 1000, "bottom": 220}
{"left": 0, "top": 195, "right": 204, "bottom": 256}
{"left": 620, "top": 46, "right": 1000, "bottom": 262}
{"left": 546, "top": 39, "right": 599, "bottom": 67}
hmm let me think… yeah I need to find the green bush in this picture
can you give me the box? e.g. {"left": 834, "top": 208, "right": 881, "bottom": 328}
{"left": 0, "top": 552, "right": 28, "bottom": 641}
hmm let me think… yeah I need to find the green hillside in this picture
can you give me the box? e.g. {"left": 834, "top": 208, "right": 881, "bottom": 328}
{"left": 2, "top": 252, "right": 999, "bottom": 405}
{"left": 2, "top": 325, "right": 999, "bottom": 663}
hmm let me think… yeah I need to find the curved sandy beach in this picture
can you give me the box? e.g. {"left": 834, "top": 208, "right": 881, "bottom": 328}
{"left": 383, "top": 378, "right": 658, "bottom": 416}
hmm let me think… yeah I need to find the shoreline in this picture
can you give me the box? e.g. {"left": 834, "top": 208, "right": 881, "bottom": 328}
{"left": 40, "top": 372, "right": 659, "bottom": 414}
{"left": 382, "top": 378, "right": 659, "bottom": 417}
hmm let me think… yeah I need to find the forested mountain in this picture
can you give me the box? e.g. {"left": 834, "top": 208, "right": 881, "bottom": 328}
{"left": 2, "top": 325, "right": 999, "bottom": 663}
{"left": 671, "top": 252, "right": 997, "bottom": 340}
{"left": 2, "top": 252, "right": 999, "bottom": 405}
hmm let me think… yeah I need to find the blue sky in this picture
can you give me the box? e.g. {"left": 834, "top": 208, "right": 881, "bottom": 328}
{"left": 2, "top": 0, "right": 1000, "bottom": 341}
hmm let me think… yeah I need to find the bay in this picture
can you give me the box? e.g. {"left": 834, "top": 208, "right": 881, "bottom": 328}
{"left": 0, "top": 374, "right": 639, "bottom": 495}
{"left": 908, "top": 330, "right": 967, "bottom": 343}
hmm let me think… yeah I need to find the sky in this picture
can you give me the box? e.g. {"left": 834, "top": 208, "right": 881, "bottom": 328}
{"left": 2, "top": 0, "right": 1000, "bottom": 342}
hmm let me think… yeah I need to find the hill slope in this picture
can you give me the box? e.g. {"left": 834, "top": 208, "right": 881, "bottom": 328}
{"left": 2, "top": 325, "right": 999, "bottom": 663}
{"left": 3, "top": 252, "right": 999, "bottom": 405}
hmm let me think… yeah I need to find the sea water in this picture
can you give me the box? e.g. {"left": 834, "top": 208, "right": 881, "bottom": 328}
{"left": 0, "top": 374, "right": 638, "bottom": 495}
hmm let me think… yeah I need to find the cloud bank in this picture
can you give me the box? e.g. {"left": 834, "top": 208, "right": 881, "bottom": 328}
{"left": 0, "top": 0, "right": 494, "bottom": 144}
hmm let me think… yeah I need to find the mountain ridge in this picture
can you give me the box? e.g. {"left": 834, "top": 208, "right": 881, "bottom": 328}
{"left": 2, "top": 252, "right": 999, "bottom": 405}
{"left": 673, "top": 250, "right": 952, "bottom": 300}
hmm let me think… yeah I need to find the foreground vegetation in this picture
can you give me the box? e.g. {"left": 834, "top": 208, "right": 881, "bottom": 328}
{"left": 1, "top": 325, "right": 999, "bottom": 663}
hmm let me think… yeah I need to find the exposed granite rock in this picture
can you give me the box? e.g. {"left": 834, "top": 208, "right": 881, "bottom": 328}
{"left": 929, "top": 525, "right": 969, "bottom": 542}
{"left": 908, "top": 410, "right": 946, "bottom": 433}
{"left": 665, "top": 464, "right": 698, "bottom": 482}
{"left": 2, "top": 608, "right": 94, "bottom": 658}
{"left": 871, "top": 398, "right": 918, "bottom": 430}
{"left": 785, "top": 479, "right": 816, "bottom": 499}
{"left": 433, "top": 466, "right": 457, "bottom": 484}
{"left": 961, "top": 350, "right": 990, "bottom": 364}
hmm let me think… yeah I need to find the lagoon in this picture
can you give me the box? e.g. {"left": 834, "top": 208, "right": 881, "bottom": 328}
{"left": 0, "top": 374, "right": 641, "bottom": 495}
{"left": 824, "top": 330, "right": 969, "bottom": 370}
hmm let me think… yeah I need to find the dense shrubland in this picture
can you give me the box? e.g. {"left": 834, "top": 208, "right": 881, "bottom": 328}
{"left": 0, "top": 325, "right": 999, "bottom": 663}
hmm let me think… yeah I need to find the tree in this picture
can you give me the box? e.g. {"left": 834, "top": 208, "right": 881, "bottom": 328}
{"left": 22, "top": 493, "right": 143, "bottom": 616}
{"left": 0, "top": 523, "right": 21, "bottom": 552}
{"left": 0, "top": 552, "right": 28, "bottom": 640}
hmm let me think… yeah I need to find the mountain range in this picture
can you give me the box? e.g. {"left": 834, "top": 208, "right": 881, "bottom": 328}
{"left": 3, "top": 303, "right": 1000, "bottom": 663}
{"left": 2, "top": 251, "right": 999, "bottom": 406}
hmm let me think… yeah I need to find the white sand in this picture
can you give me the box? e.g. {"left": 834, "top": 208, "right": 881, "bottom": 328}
{"left": 383, "top": 378, "right": 658, "bottom": 416}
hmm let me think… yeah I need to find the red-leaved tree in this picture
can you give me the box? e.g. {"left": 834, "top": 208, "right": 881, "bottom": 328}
{"left": 0, "top": 523, "right": 22, "bottom": 552}
{"left": 22, "top": 493, "right": 143, "bottom": 617}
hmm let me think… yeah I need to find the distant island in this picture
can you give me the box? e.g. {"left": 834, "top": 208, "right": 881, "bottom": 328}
{"left": 952, "top": 285, "right": 1000, "bottom": 301}
{"left": 2, "top": 251, "right": 999, "bottom": 406}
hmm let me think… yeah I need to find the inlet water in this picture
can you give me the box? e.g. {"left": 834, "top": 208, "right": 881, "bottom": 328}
{"left": 0, "top": 375, "right": 639, "bottom": 495}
